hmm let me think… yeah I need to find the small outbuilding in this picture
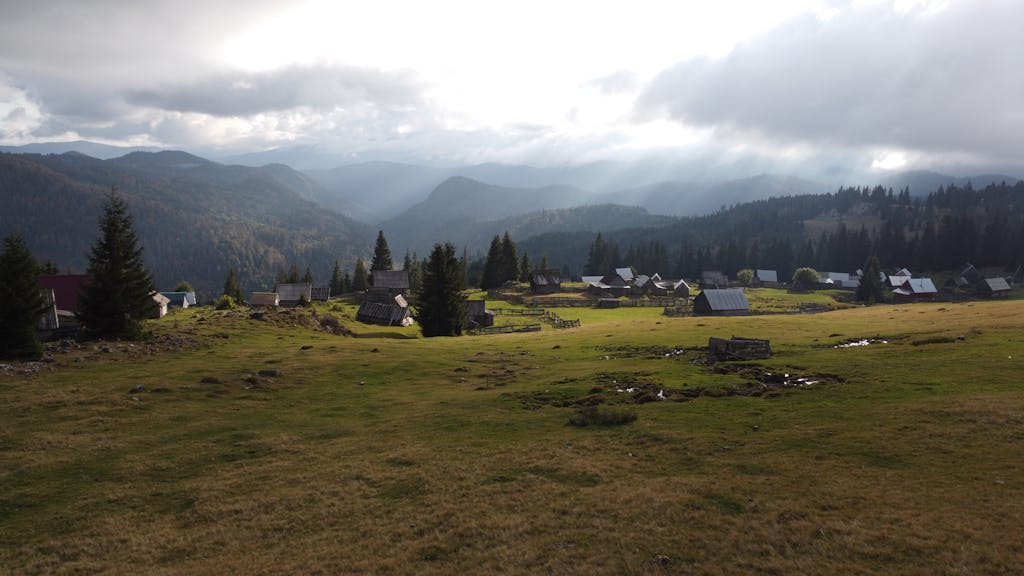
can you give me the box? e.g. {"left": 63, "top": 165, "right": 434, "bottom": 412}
{"left": 160, "top": 291, "right": 197, "bottom": 308}
{"left": 150, "top": 292, "right": 171, "bottom": 319}
{"left": 693, "top": 288, "right": 750, "bottom": 316}
{"left": 978, "top": 277, "right": 1011, "bottom": 298}
{"left": 466, "top": 300, "right": 496, "bottom": 327}
{"left": 755, "top": 269, "right": 779, "bottom": 287}
{"left": 530, "top": 269, "right": 562, "bottom": 294}
{"left": 892, "top": 277, "right": 938, "bottom": 300}
{"left": 250, "top": 292, "right": 280, "bottom": 307}
{"left": 357, "top": 294, "right": 413, "bottom": 326}
{"left": 277, "top": 283, "right": 312, "bottom": 306}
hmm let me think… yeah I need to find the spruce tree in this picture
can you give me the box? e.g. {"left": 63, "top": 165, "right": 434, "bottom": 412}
{"left": 223, "top": 268, "right": 242, "bottom": 301}
{"left": 302, "top": 266, "right": 313, "bottom": 284}
{"left": 78, "top": 192, "right": 156, "bottom": 340}
{"left": 352, "top": 258, "right": 369, "bottom": 292}
{"left": 855, "top": 255, "right": 885, "bottom": 305}
{"left": 416, "top": 243, "right": 467, "bottom": 337}
{"left": 371, "top": 230, "right": 393, "bottom": 271}
{"left": 519, "top": 252, "right": 532, "bottom": 282}
{"left": 0, "top": 235, "right": 46, "bottom": 360}
{"left": 329, "top": 260, "right": 343, "bottom": 296}
{"left": 500, "top": 231, "right": 519, "bottom": 284}
{"left": 480, "top": 235, "right": 503, "bottom": 289}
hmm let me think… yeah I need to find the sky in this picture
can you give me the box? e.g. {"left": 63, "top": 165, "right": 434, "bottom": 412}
{"left": 1, "top": 0, "right": 1021, "bottom": 174}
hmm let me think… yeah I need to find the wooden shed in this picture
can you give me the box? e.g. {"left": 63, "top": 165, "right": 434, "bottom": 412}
{"left": 693, "top": 289, "right": 750, "bottom": 316}
{"left": 530, "top": 269, "right": 562, "bottom": 294}
{"left": 277, "top": 283, "right": 312, "bottom": 306}
{"left": 250, "top": 292, "right": 280, "bottom": 307}
{"left": 978, "top": 277, "right": 1011, "bottom": 298}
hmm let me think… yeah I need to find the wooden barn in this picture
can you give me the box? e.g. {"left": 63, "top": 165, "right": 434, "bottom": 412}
{"left": 466, "top": 300, "right": 495, "bottom": 327}
{"left": 693, "top": 289, "right": 750, "bottom": 316}
{"left": 277, "top": 283, "right": 312, "bottom": 306}
{"left": 529, "top": 269, "right": 562, "bottom": 294}
{"left": 38, "top": 274, "right": 91, "bottom": 314}
{"left": 250, "top": 292, "right": 280, "bottom": 307}
{"left": 978, "top": 277, "right": 1011, "bottom": 298}
{"left": 357, "top": 294, "right": 413, "bottom": 326}
{"left": 160, "top": 291, "right": 197, "bottom": 308}
{"left": 367, "top": 270, "right": 410, "bottom": 302}
{"left": 755, "top": 269, "right": 779, "bottom": 287}
{"left": 892, "top": 277, "right": 937, "bottom": 301}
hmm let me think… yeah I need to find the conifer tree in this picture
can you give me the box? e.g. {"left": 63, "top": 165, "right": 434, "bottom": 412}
{"left": 500, "top": 231, "right": 519, "bottom": 284}
{"left": 78, "top": 192, "right": 156, "bottom": 340}
{"left": 371, "top": 230, "right": 393, "bottom": 271}
{"left": 855, "top": 254, "right": 885, "bottom": 305}
{"left": 415, "top": 243, "right": 466, "bottom": 337}
{"left": 352, "top": 258, "right": 369, "bottom": 292}
{"left": 329, "top": 261, "right": 344, "bottom": 295}
{"left": 480, "top": 235, "right": 503, "bottom": 289}
{"left": 0, "top": 235, "right": 46, "bottom": 360}
{"left": 519, "top": 252, "right": 532, "bottom": 282}
{"left": 302, "top": 266, "right": 313, "bottom": 284}
{"left": 286, "top": 264, "right": 300, "bottom": 284}
{"left": 222, "top": 268, "right": 242, "bottom": 301}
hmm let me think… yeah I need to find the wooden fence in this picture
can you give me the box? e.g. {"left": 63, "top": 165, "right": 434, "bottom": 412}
{"left": 471, "top": 323, "right": 542, "bottom": 335}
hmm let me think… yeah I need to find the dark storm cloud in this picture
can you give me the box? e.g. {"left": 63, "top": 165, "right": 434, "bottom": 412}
{"left": 127, "top": 65, "right": 425, "bottom": 117}
{"left": 635, "top": 1, "right": 1024, "bottom": 162}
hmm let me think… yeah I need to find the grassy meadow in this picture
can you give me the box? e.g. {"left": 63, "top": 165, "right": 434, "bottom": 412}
{"left": 2, "top": 291, "right": 1023, "bottom": 575}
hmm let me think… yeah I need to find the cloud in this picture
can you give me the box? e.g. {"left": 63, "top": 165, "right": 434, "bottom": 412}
{"left": 634, "top": 1, "right": 1024, "bottom": 165}
{"left": 126, "top": 64, "right": 426, "bottom": 117}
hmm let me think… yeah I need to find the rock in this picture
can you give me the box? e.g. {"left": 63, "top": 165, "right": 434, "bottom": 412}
{"left": 651, "top": 554, "right": 672, "bottom": 567}
{"left": 301, "top": 345, "right": 313, "bottom": 350}
{"left": 258, "top": 369, "right": 282, "bottom": 377}
{"left": 200, "top": 376, "right": 222, "bottom": 384}
{"left": 101, "top": 346, "right": 112, "bottom": 353}
{"left": 129, "top": 384, "right": 146, "bottom": 393}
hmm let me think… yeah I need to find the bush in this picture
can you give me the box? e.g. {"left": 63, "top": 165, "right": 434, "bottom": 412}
{"left": 737, "top": 269, "right": 755, "bottom": 286}
{"left": 792, "top": 267, "right": 819, "bottom": 290}
{"left": 568, "top": 405, "right": 637, "bottom": 427}
{"left": 215, "top": 295, "right": 236, "bottom": 310}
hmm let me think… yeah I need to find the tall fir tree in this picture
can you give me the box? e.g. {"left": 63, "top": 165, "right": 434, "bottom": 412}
{"left": 0, "top": 235, "right": 46, "bottom": 360}
{"left": 371, "top": 230, "right": 394, "bottom": 271}
{"left": 329, "top": 260, "right": 344, "bottom": 295}
{"left": 519, "top": 252, "right": 532, "bottom": 282}
{"left": 480, "top": 235, "right": 504, "bottom": 289}
{"left": 78, "top": 192, "right": 156, "bottom": 340}
{"left": 222, "top": 268, "right": 242, "bottom": 301}
{"left": 500, "top": 231, "right": 519, "bottom": 284}
{"left": 855, "top": 254, "right": 885, "bottom": 305}
{"left": 415, "top": 243, "right": 467, "bottom": 337}
{"left": 302, "top": 266, "right": 314, "bottom": 284}
{"left": 352, "top": 258, "right": 369, "bottom": 292}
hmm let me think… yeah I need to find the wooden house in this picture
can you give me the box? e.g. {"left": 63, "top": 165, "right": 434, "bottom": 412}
{"left": 150, "top": 292, "right": 170, "bottom": 319}
{"left": 892, "top": 277, "right": 937, "bottom": 301}
{"left": 277, "top": 283, "right": 312, "bottom": 306}
{"left": 467, "top": 300, "right": 495, "bottom": 327}
{"left": 357, "top": 294, "right": 412, "bottom": 326}
{"left": 693, "top": 288, "right": 750, "bottom": 316}
{"left": 311, "top": 287, "right": 331, "bottom": 301}
{"left": 37, "top": 288, "right": 59, "bottom": 331}
{"left": 755, "top": 269, "right": 779, "bottom": 287}
{"left": 529, "top": 269, "right": 562, "bottom": 294}
{"left": 160, "top": 291, "right": 197, "bottom": 308}
{"left": 367, "top": 270, "right": 410, "bottom": 303}
{"left": 978, "top": 277, "right": 1011, "bottom": 298}
{"left": 250, "top": 292, "right": 280, "bottom": 307}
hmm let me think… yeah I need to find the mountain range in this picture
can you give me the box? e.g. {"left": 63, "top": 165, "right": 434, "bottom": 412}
{"left": 1, "top": 140, "right": 1021, "bottom": 298}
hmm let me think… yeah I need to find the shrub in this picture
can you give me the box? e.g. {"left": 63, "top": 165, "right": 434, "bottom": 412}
{"left": 568, "top": 405, "right": 637, "bottom": 427}
{"left": 215, "top": 295, "right": 236, "bottom": 310}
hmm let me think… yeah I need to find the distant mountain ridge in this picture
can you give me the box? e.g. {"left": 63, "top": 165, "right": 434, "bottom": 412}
{"left": 0, "top": 151, "right": 372, "bottom": 300}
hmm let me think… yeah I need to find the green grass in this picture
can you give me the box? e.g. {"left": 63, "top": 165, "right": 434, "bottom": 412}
{"left": 1, "top": 298, "right": 1023, "bottom": 574}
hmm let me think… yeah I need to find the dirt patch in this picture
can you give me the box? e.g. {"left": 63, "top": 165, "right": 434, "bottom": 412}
{"left": 596, "top": 345, "right": 692, "bottom": 360}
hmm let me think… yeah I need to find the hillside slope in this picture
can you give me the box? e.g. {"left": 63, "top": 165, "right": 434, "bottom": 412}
{"left": 0, "top": 152, "right": 373, "bottom": 300}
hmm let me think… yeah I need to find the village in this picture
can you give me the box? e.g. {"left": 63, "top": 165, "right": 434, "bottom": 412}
{"left": 29, "top": 260, "right": 1016, "bottom": 342}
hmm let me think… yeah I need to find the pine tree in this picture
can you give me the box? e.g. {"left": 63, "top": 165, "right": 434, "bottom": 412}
{"left": 352, "top": 258, "right": 369, "bottom": 292}
{"left": 500, "top": 231, "right": 519, "bottom": 284}
{"left": 0, "top": 235, "right": 46, "bottom": 360}
{"left": 415, "top": 243, "right": 467, "bottom": 337}
{"left": 407, "top": 252, "right": 422, "bottom": 292}
{"left": 302, "top": 266, "right": 313, "bottom": 284}
{"left": 329, "top": 261, "right": 344, "bottom": 296}
{"left": 78, "top": 192, "right": 156, "bottom": 340}
{"left": 371, "top": 230, "right": 393, "bottom": 271}
{"left": 286, "top": 264, "right": 300, "bottom": 284}
{"left": 519, "top": 253, "right": 532, "bottom": 282}
{"left": 855, "top": 255, "right": 885, "bottom": 305}
{"left": 480, "top": 235, "right": 503, "bottom": 289}
{"left": 222, "top": 268, "right": 242, "bottom": 301}
{"left": 342, "top": 272, "right": 351, "bottom": 293}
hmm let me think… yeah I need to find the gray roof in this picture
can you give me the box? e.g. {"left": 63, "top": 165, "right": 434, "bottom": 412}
{"left": 581, "top": 275, "right": 603, "bottom": 284}
{"left": 615, "top": 267, "right": 635, "bottom": 282}
{"left": 983, "top": 277, "right": 1011, "bottom": 292}
{"left": 698, "top": 288, "right": 750, "bottom": 311}
{"left": 756, "top": 269, "right": 778, "bottom": 283}
{"left": 531, "top": 269, "right": 561, "bottom": 285}
{"left": 357, "top": 301, "right": 411, "bottom": 325}
{"left": 893, "top": 277, "right": 937, "bottom": 295}
{"left": 372, "top": 270, "right": 410, "bottom": 290}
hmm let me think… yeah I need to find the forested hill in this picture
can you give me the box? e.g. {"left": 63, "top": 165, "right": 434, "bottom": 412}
{"left": 0, "top": 152, "right": 372, "bottom": 300}
{"left": 521, "top": 181, "right": 1024, "bottom": 280}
